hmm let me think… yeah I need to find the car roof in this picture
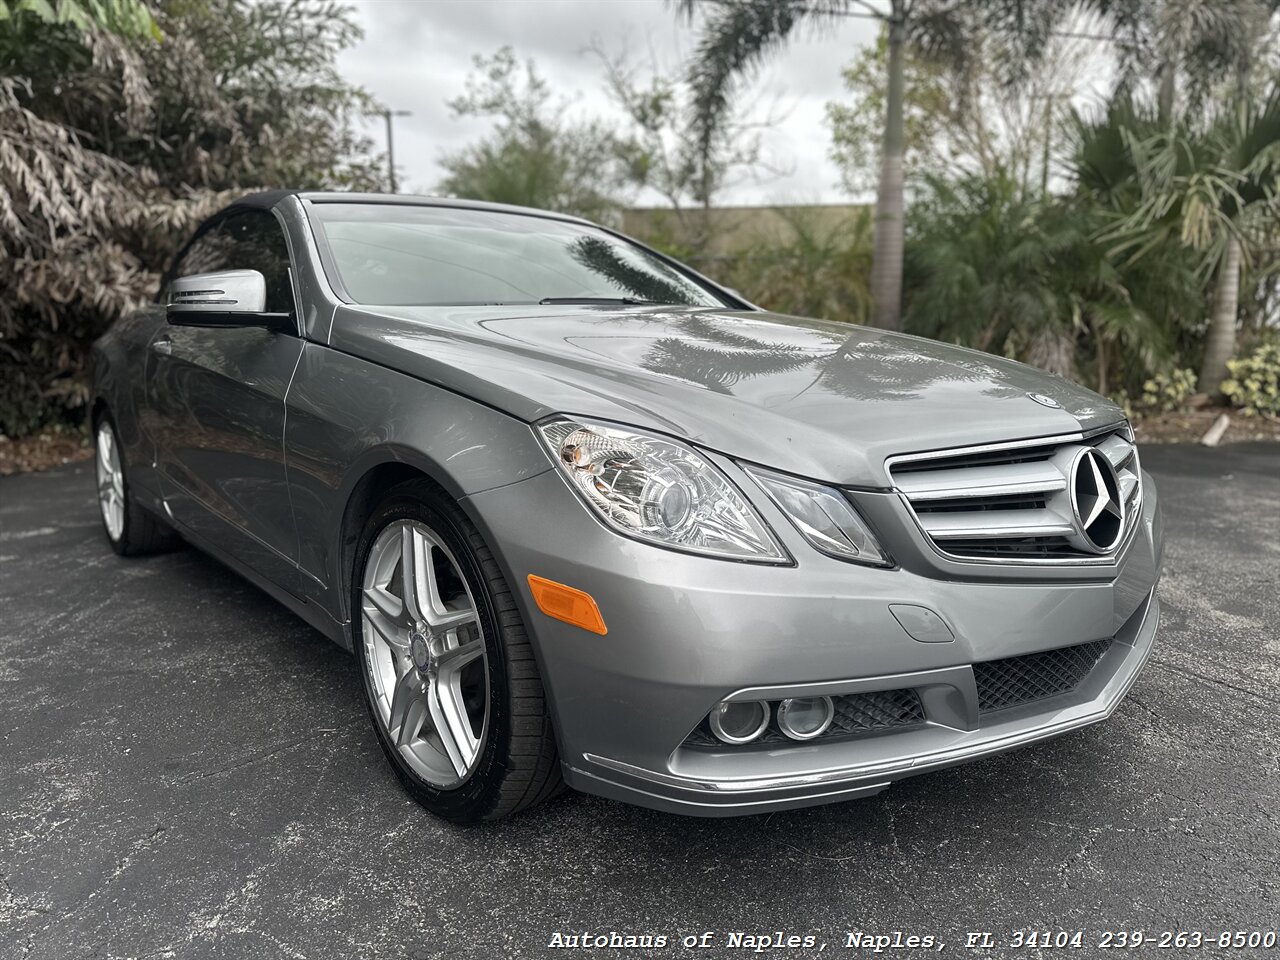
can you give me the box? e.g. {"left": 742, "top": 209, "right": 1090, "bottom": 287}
{"left": 225, "top": 189, "right": 595, "bottom": 227}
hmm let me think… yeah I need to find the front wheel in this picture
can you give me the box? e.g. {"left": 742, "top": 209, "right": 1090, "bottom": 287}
{"left": 351, "top": 479, "right": 562, "bottom": 822}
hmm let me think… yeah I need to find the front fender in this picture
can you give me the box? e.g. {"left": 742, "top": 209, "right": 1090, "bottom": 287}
{"left": 91, "top": 306, "right": 168, "bottom": 510}
{"left": 283, "top": 341, "right": 552, "bottom": 626}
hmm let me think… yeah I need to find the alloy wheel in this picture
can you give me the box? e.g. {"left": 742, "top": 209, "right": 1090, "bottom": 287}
{"left": 95, "top": 422, "right": 125, "bottom": 542}
{"left": 360, "top": 519, "right": 489, "bottom": 789}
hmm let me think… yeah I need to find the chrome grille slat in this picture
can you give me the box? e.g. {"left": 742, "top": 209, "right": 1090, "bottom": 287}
{"left": 895, "top": 461, "right": 1067, "bottom": 501}
{"left": 888, "top": 425, "right": 1143, "bottom": 565}
{"left": 1096, "top": 434, "right": 1133, "bottom": 468}
{"left": 921, "top": 509, "right": 1076, "bottom": 540}
{"left": 1119, "top": 472, "right": 1138, "bottom": 505}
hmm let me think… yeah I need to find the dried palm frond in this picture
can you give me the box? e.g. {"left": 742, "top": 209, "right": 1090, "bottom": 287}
{"left": 1, "top": 0, "right": 381, "bottom": 436}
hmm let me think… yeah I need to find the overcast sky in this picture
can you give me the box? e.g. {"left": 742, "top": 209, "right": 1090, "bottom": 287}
{"left": 336, "top": 0, "right": 879, "bottom": 205}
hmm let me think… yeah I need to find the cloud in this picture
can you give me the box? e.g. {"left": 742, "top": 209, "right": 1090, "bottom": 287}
{"left": 337, "top": 0, "right": 877, "bottom": 204}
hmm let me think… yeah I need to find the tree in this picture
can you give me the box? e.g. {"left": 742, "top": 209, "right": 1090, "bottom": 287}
{"left": 827, "top": 26, "right": 1099, "bottom": 197}
{"left": 591, "top": 39, "right": 786, "bottom": 251}
{"left": 1085, "top": 0, "right": 1273, "bottom": 122}
{"left": 0, "top": 0, "right": 380, "bottom": 436}
{"left": 134, "top": 0, "right": 382, "bottom": 192}
{"left": 906, "top": 172, "right": 1077, "bottom": 377}
{"left": 825, "top": 29, "right": 950, "bottom": 196}
{"left": 676, "top": 0, "right": 1066, "bottom": 331}
{"left": 438, "top": 47, "right": 630, "bottom": 221}
{"left": 720, "top": 207, "right": 875, "bottom": 325}
{"left": 0, "top": 0, "right": 158, "bottom": 38}
{"left": 1079, "top": 2, "right": 1280, "bottom": 396}
{"left": 904, "top": 171, "right": 1174, "bottom": 390}
{"left": 1085, "top": 90, "right": 1280, "bottom": 394}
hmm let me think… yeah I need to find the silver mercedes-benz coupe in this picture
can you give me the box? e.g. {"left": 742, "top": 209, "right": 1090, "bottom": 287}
{"left": 91, "top": 191, "right": 1164, "bottom": 821}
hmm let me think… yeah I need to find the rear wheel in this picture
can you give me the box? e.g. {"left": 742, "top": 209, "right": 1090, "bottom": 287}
{"left": 352, "top": 479, "right": 562, "bottom": 821}
{"left": 94, "top": 415, "right": 179, "bottom": 556}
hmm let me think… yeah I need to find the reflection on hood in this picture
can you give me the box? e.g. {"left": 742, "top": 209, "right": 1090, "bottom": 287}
{"left": 331, "top": 303, "right": 1124, "bottom": 486}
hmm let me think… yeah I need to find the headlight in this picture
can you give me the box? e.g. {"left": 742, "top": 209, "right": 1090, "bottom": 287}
{"left": 744, "top": 465, "right": 890, "bottom": 566}
{"left": 536, "top": 417, "right": 788, "bottom": 563}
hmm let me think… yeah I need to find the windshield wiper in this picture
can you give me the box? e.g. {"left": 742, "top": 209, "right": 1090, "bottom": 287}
{"left": 538, "top": 297, "right": 669, "bottom": 306}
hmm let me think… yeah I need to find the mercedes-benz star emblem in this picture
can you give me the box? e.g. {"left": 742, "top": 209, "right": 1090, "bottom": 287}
{"left": 1069, "top": 448, "right": 1124, "bottom": 553}
{"left": 1027, "top": 392, "right": 1062, "bottom": 408}
{"left": 409, "top": 627, "right": 433, "bottom": 673}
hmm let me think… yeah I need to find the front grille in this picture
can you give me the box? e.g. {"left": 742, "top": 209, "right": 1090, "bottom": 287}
{"left": 974, "top": 639, "right": 1113, "bottom": 713}
{"left": 888, "top": 426, "right": 1142, "bottom": 564}
{"left": 683, "top": 689, "right": 925, "bottom": 750}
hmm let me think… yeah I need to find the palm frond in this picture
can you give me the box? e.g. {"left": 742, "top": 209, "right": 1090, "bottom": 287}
{"left": 679, "top": 0, "right": 842, "bottom": 161}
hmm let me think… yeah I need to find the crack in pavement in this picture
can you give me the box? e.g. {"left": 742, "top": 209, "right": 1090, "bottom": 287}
{"left": 22, "top": 824, "right": 170, "bottom": 951}
{"left": 1148, "top": 659, "right": 1280, "bottom": 707}
{"left": 174, "top": 717, "right": 364, "bottom": 786}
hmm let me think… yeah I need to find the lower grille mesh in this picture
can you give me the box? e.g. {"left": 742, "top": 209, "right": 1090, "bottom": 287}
{"left": 832, "top": 688, "right": 926, "bottom": 732}
{"left": 974, "top": 639, "right": 1113, "bottom": 713}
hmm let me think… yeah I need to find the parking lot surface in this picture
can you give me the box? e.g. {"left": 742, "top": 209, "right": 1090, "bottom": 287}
{"left": 1, "top": 444, "right": 1277, "bottom": 959}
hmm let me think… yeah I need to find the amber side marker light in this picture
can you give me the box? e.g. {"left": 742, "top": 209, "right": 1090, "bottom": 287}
{"left": 526, "top": 575, "right": 608, "bottom": 636}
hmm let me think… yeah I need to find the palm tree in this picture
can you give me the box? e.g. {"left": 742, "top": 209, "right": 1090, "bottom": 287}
{"left": 905, "top": 171, "right": 1080, "bottom": 378}
{"left": 675, "top": 0, "right": 1066, "bottom": 331}
{"left": 1089, "top": 89, "right": 1280, "bottom": 394}
{"left": 903, "top": 169, "right": 1175, "bottom": 391}
{"left": 1084, "top": 0, "right": 1271, "bottom": 122}
{"left": 735, "top": 206, "right": 875, "bottom": 324}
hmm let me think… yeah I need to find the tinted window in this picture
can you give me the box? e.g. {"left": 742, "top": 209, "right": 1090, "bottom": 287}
{"left": 220, "top": 211, "right": 295, "bottom": 314}
{"left": 171, "top": 210, "right": 295, "bottom": 315}
{"left": 171, "top": 225, "right": 233, "bottom": 278}
{"left": 310, "top": 203, "right": 729, "bottom": 308}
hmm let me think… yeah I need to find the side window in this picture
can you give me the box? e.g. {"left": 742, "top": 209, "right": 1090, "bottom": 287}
{"left": 171, "top": 222, "right": 234, "bottom": 280}
{"left": 219, "top": 210, "right": 296, "bottom": 316}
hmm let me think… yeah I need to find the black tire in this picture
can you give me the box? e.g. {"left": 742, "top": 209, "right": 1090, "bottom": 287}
{"left": 93, "top": 413, "right": 180, "bottom": 557}
{"left": 350, "top": 478, "right": 563, "bottom": 822}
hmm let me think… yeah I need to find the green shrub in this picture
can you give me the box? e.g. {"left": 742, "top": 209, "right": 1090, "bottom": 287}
{"left": 1137, "top": 368, "right": 1197, "bottom": 414}
{"left": 702, "top": 208, "right": 874, "bottom": 326}
{"left": 1222, "top": 342, "right": 1280, "bottom": 416}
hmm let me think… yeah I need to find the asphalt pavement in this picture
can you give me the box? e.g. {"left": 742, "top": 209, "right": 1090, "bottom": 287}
{"left": 1, "top": 445, "right": 1277, "bottom": 959}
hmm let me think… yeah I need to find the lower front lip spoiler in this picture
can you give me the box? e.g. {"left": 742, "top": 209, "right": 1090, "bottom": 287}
{"left": 572, "top": 594, "right": 1159, "bottom": 808}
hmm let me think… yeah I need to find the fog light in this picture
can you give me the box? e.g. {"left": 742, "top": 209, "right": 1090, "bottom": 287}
{"left": 708, "top": 700, "right": 770, "bottom": 744}
{"left": 776, "top": 696, "right": 834, "bottom": 740}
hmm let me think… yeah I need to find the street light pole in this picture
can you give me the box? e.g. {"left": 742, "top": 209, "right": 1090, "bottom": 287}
{"left": 378, "top": 108, "right": 412, "bottom": 193}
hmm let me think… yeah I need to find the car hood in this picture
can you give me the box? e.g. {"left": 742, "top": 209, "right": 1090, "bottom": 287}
{"left": 328, "top": 303, "right": 1124, "bottom": 488}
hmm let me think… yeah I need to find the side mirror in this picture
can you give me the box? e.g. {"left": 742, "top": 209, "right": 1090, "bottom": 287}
{"left": 167, "top": 270, "right": 291, "bottom": 332}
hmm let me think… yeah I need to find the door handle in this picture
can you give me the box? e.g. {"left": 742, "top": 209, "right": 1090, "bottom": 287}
{"left": 152, "top": 337, "right": 173, "bottom": 356}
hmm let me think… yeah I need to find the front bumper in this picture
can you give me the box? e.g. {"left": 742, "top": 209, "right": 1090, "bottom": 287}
{"left": 464, "top": 459, "right": 1164, "bottom": 817}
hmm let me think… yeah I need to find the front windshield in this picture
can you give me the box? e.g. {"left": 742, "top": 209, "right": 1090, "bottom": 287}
{"left": 309, "top": 202, "right": 730, "bottom": 308}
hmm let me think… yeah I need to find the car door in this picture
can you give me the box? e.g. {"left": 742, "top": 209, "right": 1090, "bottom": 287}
{"left": 146, "top": 209, "right": 305, "bottom": 593}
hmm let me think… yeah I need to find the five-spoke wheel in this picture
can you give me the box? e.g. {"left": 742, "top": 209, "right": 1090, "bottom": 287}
{"left": 95, "top": 420, "right": 126, "bottom": 543}
{"left": 352, "top": 479, "right": 562, "bottom": 821}
{"left": 93, "top": 413, "right": 178, "bottom": 556}
{"left": 361, "top": 520, "right": 489, "bottom": 788}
